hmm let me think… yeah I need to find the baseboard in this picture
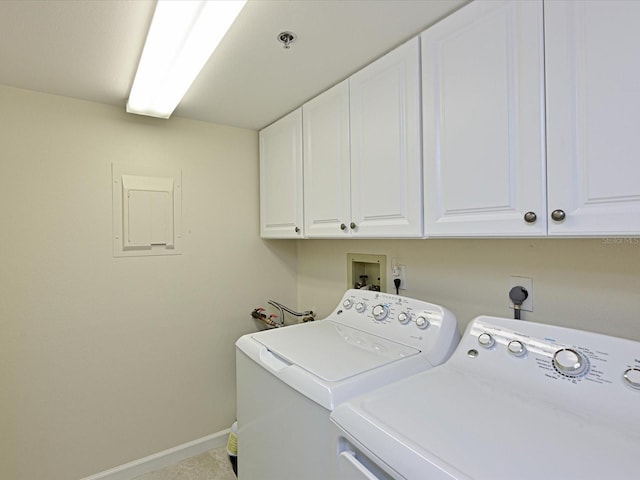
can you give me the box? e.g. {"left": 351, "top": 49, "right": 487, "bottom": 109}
{"left": 79, "top": 428, "right": 231, "bottom": 480}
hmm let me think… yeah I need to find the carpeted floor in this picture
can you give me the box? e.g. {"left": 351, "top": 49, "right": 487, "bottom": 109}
{"left": 131, "top": 447, "right": 236, "bottom": 480}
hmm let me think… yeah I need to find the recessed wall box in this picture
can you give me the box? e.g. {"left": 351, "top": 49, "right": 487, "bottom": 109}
{"left": 112, "top": 164, "right": 182, "bottom": 257}
{"left": 347, "top": 253, "right": 387, "bottom": 292}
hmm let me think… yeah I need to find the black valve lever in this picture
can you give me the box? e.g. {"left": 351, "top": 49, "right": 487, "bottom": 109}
{"left": 509, "top": 286, "right": 529, "bottom": 320}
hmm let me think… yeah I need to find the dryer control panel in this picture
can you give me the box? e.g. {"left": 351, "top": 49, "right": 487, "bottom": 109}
{"left": 330, "top": 290, "right": 460, "bottom": 367}
{"left": 456, "top": 316, "right": 640, "bottom": 424}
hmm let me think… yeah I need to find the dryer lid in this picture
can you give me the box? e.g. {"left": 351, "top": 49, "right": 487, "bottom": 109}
{"left": 252, "top": 320, "right": 420, "bottom": 382}
{"left": 332, "top": 368, "right": 640, "bottom": 480}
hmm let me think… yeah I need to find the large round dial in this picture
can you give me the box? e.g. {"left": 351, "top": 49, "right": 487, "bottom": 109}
{"left": 355, "top": 302, "right": 367, "bottom": 313}
{"left": 623, "top": 368, "right": 640, "bottom": 390}
{"left": 372, "top": 304, "right": 389, "bottom": 321}
{"left": 553, "top": 348, "right": 589, "bottom": 377}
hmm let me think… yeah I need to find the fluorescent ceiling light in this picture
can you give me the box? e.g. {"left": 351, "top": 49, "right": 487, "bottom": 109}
{"left": 127, "top": 0, "right": 247, "bottom": 119}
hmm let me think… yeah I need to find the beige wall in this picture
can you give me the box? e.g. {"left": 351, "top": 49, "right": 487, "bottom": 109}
{"left": 0, "top": 85, "right": 298, "bottom": 480}
{"left": 297, "top": 239, "right": 640, "bottom": 341}
{"left": 3, "top": 83, "right": 639, "bottom": 480}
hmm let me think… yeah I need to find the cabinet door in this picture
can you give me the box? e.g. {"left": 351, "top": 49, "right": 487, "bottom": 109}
{"left": 259, "top": 109, "right": 304, "bottom": 238}
{"left": 303, "top": 81, "right": 351, "bottom": 237}
{"left": 350, "top": 38, "right": 423, "bottom": 238}
{"left": 545, "top": 0, "right": 640, "bottom": 236}
{"left": 422, "top": 0, "right": 546, "bottom": 237}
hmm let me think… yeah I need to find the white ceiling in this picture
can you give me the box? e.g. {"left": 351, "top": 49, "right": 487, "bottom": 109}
{"left": 0, "top": 0, "right": 468, "bottom": 130}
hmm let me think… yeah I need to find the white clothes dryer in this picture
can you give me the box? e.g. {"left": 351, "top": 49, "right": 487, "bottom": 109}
{"left": 235, "top": 289, "right": 460, "bottom": 480}
{"left": 331, "top": 315, "right": 640, "bottom": 480}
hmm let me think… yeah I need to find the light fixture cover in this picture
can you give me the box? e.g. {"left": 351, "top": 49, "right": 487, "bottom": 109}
{"left": 127, "top": 0, "right": 247, "bottom": 119}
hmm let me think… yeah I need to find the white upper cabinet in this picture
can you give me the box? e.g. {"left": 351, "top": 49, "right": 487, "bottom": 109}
{"left": 259, "top": 108, "right": 304, "bottom": 238}
{"left": 262, "top": 0, "right": 640, "bottom": 240}
{"left": 422, "top": 0, "right": 546, "bottom": 236}
{"left": 303, "top": 38, "right": 423, "bottom": 238}
{"left": 349, "top": 38, "right": 423, "bottom": 238}
{"left": 545, "top": 0, "right": 640, "bottom": 236}
{"left": 303, "top": 81, "right": 351, "bottom": 237}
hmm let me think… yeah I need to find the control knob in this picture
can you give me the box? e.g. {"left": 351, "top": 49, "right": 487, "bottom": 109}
{"left": 415, "top": 316, "right": 430, "bottom": 329}
{"left": 342, "top": 299, "right": 354, "bottom": 309}
{"left": 477, "top": 333, "right": 495, "bottom": 348}
{"left": 553, "top": 348, "right": 589, "bottom": 377}
{"left": 507, "top": 340, "right": 527, "bottom": 357}
{"left": 355, "top": 302, "right": 367, "bottom": 313}
{"left": 397, "top": 312, "right": 411, "bottom": 325}
{"left": 372, "top": 304, "right": 389, "bottom": 321}
{"left": 623, "top": 368, "right": 640, "bottom": 390}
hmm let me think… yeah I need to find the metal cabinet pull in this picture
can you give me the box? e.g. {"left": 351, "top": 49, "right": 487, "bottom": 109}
{"left": 550, "top": 209, "right": 566, "bottom": 222}
{"left": 524, "top": 212, "right": 537, "bottom": 223}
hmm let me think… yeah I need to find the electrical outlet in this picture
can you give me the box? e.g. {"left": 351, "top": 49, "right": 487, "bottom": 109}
{"left": 508, "top": 275, "right": 533, "bottom": 312}
{"left": 392, "top": 264, "right": 407, "bottom": 290}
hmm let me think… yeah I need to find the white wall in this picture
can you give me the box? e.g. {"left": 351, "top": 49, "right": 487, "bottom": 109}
{"left": 297, "top": 239, "right": 640, "bottom": 341}
{"left": 0, "top": 85, "right": 298, "bottom": 480}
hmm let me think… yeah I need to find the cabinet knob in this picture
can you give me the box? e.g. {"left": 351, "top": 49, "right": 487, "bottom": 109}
{"left": 340, "top": 223, "right": 347, "bottom": 230}
{"left": 294, "top": 226, "right": 300, "bottom": 233}
{"left": 523, "top": 211, "right": 537, "bottom": 223}
{"left": 550, "top": 209, "right": 566, "bottom": 222}
{"left": 350, "top": 222, "right": 357, "bottom": 229}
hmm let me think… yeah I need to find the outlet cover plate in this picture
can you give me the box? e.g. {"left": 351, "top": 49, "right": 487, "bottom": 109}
{"left": 392, "top": 264, "right": 407, "bottom": 290}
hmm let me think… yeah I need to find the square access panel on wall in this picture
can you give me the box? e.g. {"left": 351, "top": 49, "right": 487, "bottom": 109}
{"left": 347, "top": 253, "right": 387, "bottom": 292}
{"left": 112, "top": 163, "right": 182, "bottom": 257}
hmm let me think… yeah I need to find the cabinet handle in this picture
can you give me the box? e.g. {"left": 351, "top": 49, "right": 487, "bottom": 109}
{"left": 550, "top": 209, "right": 566, "bottom": 222}
{"left": 340, "top": 223, "right": 347, "bottom": 230}
{"left": 523, "top": 212, "right": 537, "bottom": 223}
{"left": 294, "top": 226, "right": 300, "bottom": 233}
{"left": 350, "top": 222, "right": 356, "bottom": 229}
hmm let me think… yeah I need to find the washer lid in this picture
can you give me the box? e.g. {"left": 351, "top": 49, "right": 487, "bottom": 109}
{"left": 251, "top": 320, "right": 419, "bottom": 382}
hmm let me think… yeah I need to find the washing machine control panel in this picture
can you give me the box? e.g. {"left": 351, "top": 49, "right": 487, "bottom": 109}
{"left": 459, "top": 316, "right": 640, "bottom": 410}
{"left": 331, "top": 290, "right": 459, "bottom": 361}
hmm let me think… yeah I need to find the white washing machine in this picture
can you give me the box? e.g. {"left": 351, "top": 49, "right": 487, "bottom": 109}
{"left": 235, "top": 289, "right": 460, "bottom": 480}
{"left": 331, "top": 315, "right": 640, "bottom": 480}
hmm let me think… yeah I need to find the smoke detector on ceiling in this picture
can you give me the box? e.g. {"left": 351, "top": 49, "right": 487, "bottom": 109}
{"left": 277, "top": 31, "right": 296, "bottom": 49}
